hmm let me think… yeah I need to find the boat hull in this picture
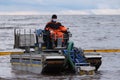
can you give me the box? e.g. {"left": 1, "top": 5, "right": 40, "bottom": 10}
{"left": 10, "top": 52, "right": 65, "bottom": 74}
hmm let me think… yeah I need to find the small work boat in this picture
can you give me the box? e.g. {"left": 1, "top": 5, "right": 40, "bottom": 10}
{"left": 10, "top": 29, "right": 102, "bottom": 75}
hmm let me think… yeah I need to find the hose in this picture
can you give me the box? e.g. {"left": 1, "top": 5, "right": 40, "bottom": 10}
{"left": 66, "top": 41, "right": 75, "bottom": 70}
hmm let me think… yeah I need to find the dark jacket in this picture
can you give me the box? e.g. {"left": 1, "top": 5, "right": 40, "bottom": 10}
{"left": 45, "top": 21, "right": 62, "bottom": 30}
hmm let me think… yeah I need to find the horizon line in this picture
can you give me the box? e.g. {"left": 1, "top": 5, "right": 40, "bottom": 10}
{"left": 0, "top": 9, "right": 120, "bottom": 15}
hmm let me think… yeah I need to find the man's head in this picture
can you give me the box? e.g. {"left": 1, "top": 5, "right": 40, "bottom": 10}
{"left": 52, "top": 14, "right": 57, "bottom": 19}
{"left": 51, "top": 14, "right": 57, "bottom": 22}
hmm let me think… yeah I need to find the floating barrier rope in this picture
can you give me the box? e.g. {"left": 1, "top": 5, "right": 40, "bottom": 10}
{"left": 0, "top": 52, "right": 23, "bottom": 56}
{"left": 1, "top": 49, "right": 120, "bottom": 56}
{"left": 84, "top": 49, "right": 120, "bottom": 53}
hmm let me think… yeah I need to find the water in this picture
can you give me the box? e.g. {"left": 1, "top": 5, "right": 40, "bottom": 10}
{"left": 0, "top": 15, "right": 120, "bottom": 80}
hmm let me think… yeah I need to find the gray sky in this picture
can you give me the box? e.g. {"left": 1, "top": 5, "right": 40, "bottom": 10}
{"left": 0, "top": 0, "right": 120, "bottom": 15}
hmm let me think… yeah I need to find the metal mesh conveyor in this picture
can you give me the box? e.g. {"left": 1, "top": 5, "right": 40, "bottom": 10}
{"left": 14, "top": 29, "right": 36, "bottom": 52}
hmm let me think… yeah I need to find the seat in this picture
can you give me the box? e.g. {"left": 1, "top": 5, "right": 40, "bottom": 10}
{"left": 42, "top": 30, "right": 70, "bottom": 50}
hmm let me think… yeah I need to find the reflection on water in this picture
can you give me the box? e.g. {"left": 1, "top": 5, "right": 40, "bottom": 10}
{"left": 0, "top": 56, "right": 14, "bottom": 79}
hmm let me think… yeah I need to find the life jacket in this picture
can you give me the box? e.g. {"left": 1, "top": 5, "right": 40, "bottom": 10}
{"left": 45, "top": 22, "right": 61, "bottom": 30}
{"left": 45, "top": 22, "right": 67, "bottom": 42}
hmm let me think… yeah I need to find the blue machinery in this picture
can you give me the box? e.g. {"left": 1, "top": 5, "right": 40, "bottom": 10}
{"left": 63, "top": 42, "right": 88, "bottom": 70}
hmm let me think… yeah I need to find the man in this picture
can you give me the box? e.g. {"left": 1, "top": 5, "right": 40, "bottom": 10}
{"left": 44, "top": 14, "right": 68, "bottom": 49}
